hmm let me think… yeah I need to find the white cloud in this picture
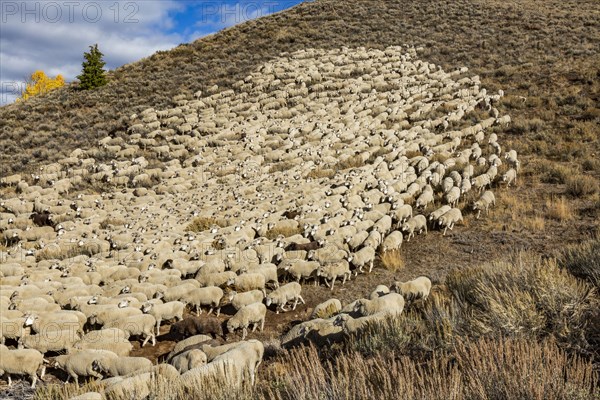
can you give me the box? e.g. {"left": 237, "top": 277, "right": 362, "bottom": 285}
{"left": 0, "top": 0, "right": 185, "bottom": 105}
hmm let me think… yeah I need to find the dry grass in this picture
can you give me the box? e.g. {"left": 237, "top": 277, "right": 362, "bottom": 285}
{"left": 335, "top": 155, "right": 365, "bottom": 171}
{"left": 546, "top": 196, "right": 574, "bottom": 221}
{"left": 379, "top": 249, "right": 405, "bottom": 272}
{"left": 186, "top": 216, "right": 228, "bottom": 232}
{"left": 566, "top": 174, "right": 599, "bottom": 198}
{"left": 305, "top": 168, "right": 336, "bottom": 180}
{"left": 265, "top": 226, "right": 303, "bottom": 240}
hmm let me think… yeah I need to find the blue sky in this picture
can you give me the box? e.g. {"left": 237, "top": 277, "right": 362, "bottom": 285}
{"left": 0, "top": 0, "right": 304, "bottom": 105}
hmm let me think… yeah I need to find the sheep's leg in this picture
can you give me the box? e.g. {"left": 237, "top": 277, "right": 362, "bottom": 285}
{"left": 151, "top": 334, "right": 156, "bottom": 346}
{"left": 215, "top": 307, "right": 221, "bottom": 317}
{"left": 330, "top": 277, "right": 336, "bottom": 291}
{"left": 252, "top": 322, "right": 258, "bottom": 332}
{"left": 30, "top": 375, "right": 37, "bottom": 389}
{"left": 369, "top": 260, "right": 374, "bottom": 273}
{"left": 341, "top": 274, "right": 348, "bottom": 286}
{"left": 142, "top": 334, "right": 150, "bottom": 347}
{"left": 298, "top": 295, "right": 305, "bottom": 305}
{"left": 7, "top": 375, "right": 11, "bottom": 386}
{"left": 292, "top": 298, "right": 299, "bottom": 310}
{"left": 208, "top": 307, "right": 213, "bottom": 316}
{"left": 156, "top": 321, "right": 161, "bottom": 336}
{"left": 260, "top": 317, "right": 265, "bottom": 332}
{"left": 242, "top": 328, "right": 247, "bottom": 340}
{"left": 40, "top": 366, "right": 46, "bottom": 379}
{"left": 324, "top": 278, "right": 331, "bottom": 288}
{"left": 443, "top": 226, "right": 448, "bottom": 236}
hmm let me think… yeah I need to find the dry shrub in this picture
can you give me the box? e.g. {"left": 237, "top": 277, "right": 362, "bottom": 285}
{"left": 545, "top": 196, "right": 574, "bottom": 221}
{"left": 335, "top": 155, "right": 365, "bottom": 170}
{"left": 187, "top": 216, "right": 228, "bottom": 232}
{"left": 566, "top": 174, "right": 599, "bottom": 198}
{"left": 522, "top": 215, "right": 546, "bottom": 231}
{"left": 265, "top": 225, "right": 303, "bottom": 240}
{"left": 99, "top": 217, "right": 127, "bottom": 229}
{"left": 306, "top": 167, "right": 335, "bottom": 180}
{"left": 559, "top": 236, "right": 600, "bottom": 289}
{"left": 269, "top": 161, "right": 296, "bottom": 173}
{"left": 446, "top": 252, "right": 597, "bottom": 353}
{"left": 379, "top": 249, "right": 405, "bottom": 272}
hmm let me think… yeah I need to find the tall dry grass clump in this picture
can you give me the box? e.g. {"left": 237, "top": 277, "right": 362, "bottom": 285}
{"left": 446, "top": 252, "right": 598, "bottom": 354}
{"left": 559, "top": 236, "right": 600, "bottom": 289}
{"left": 379, "top": 249, "right": 405, "bottom": 272}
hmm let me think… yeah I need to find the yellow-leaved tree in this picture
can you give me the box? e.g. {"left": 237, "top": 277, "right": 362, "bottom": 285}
{"left": 19, "top": 70, "right": 65, "bottom": 101}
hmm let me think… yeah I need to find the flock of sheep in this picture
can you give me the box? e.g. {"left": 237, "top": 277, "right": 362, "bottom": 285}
{"left": 0, "top": 45, "right": 517, "bottom": 395}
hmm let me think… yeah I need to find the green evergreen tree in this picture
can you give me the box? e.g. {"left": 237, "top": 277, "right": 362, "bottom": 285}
{"left": 77, "top": 44, "right": 107, "bottom": 90}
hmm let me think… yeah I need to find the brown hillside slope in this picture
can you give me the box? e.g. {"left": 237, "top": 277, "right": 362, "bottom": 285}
{"left": 0, "top": 0, "right": 598, "bottom": 176}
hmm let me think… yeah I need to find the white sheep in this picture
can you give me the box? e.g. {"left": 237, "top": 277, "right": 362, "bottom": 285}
{"left": 92, "top": 356, "right": 153, "bottom": 377}
{"left": 54, "top": 349, "right": 118, "bottom": 384}
{"left": 354, "top": 293, "right": 405, "bottom": 317}
{"left": 317, "top": 260, "right": 352, "bottom": 290}
{"left": 72, "top": 328, "right": 132, "bottom": 356}
{"left": 227, "top": 302, "right": 267, "bottom": 340}
{"left": 333, "top": 312, "right": 388, "bottom": 335}
{"left": 105, "top": 314, "right": 156, "bottom": 347}
{"left": 227, "top": 273, "right": 267, "bottom": 296}
{"left": 170, "top": 349, "right": 208, "bottom": 374}
{"left": 347, "top": 245, "right": 376, "bottom": 275}
{"left": 19, "top": 329, "right": 80, "bottom": 353}
{"left": 184, "top": 286, "right": 224, "bottom": 316}
{"left": 401, "top": 215, "right": 427, "bottom": 241}
{"left": 283, "top": 260, "right": 320, "bottom": 285}
{"left": 227, "top": 290, "right": 265, "bottom": 311}
{"left": 265, "top": 282, "right": 305, "bottom": 314}
{"left": 0, "top": 344, "right": 46, "bottom": 388}
{"left": 310, "top": 298, "right": 342, "bottom": 319}
{"left": 502, "top": 168, "right": 517, "bottom": 186}
{"left": 391, "top": 276, "right": 432, "bottom": 301}
{"left": 473, "top": 190, "right": 496, "bottom": 219}
{"left": 141, "top": 301, "right": 185, "bottom": 335}
{"left": 381, "top": 231, "right": 403, "bottom": 252}
{"left": 438, "top": 208, "right": 463, "bottom": 235}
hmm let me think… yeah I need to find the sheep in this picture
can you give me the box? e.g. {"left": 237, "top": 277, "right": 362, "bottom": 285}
{"left": 283, "top": 259, "right": 320, "bottom": 285}
{"left": 0, "top": 344, "right": 46, "bottom": 388}
{"left": 167, "top": 335, "right": 214, "bottom": 361}
{"left": 310, "top": 298, "right": 342, "bottom": 319}
{"left": 473, "top": 190, "right": 496, "bottom": 219}
{"left": 391, "top": 276, "right": 432, "bottom": 302}
{"left": 19, "top": 329, "right": 80, "bottom": 353}
{"left": 105, "top": 314, "right": 156, "bottom": 347}
{"left": 428, "top": 205, "right": 451, "bottom": 228}
{"left": 141, "top": 301, "right": 185, "bottom": 335}
{"left": 53, "top": 349, "right": 118, "bottom": 384}
{"left": 184, "top": 286, "right": 224, "bottom": 316}
{"left": 502, "top": 168, "right": 517, "bottom": 186}
{"left": 265, "top": 282, "right": 305, "bottom": 313}
{"left": 92, "top": 356, "right": 153, "bottom": 377}
{"left": 438, "top": 208, "right": 463, "bottom": 235}
{"left": 471, "top": 173, "right": 491, "bottom": 193}
{"left": 369, "top": 285, "right": 390, "bottom": 300}
{"left": 227, "top": 273, "right": 267, "bottom": 297}
{"left": 24, "top": 311, "right": 84, "bottom": 334}
{"left": 347, "top": 245, "right": 376, "bottom": 275}
{"left": 225, "top": 290, "right": 262, "bottom": 311}
{"left": 354, "top": 293, "right": 405, "bottom": 317}
{"left": 170, "top": 349, "right": 208, "bottom": 374}
{"left": 381, "top": 230, "right": 403, "bottom": 252}
{"left": 444, "top": 186, "right": 461, "bottom": 207}
{"left": 298, "top": 317, "right": 344, "bottom": 346}
{"left": 333, "top": 312, "right": 387, "bottom": 335}
{"left": 345, "top": 230, "right": 369, "bottom": 251}
{"left": 196, "top": 271, "right": 237, "bottom": 288}
{"left": 317, "top": 260, "right": 352, "bottom": 290}
{"left": 200, "top": 339, "right": 264, "bottom": 386}
{"left": 170, "top": 316, "right": 224, "bottom": 339}
{"left": 226, "top": 302, "right": 267, "bottom": 340}
{"left": 401, "top": 215, "right": 427, "bottom": 241}
{"left": 72, "top": 328, "right": 132, "bottom": 356}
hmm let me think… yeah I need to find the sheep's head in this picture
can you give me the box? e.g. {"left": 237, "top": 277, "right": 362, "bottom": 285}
{"left": 265, "top": 296, "right": 273, "bottom": 307}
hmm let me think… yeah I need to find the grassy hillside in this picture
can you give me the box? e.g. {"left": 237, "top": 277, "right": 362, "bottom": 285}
{"left": 1, "top": 0, "right": 598, "bottom": 176}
